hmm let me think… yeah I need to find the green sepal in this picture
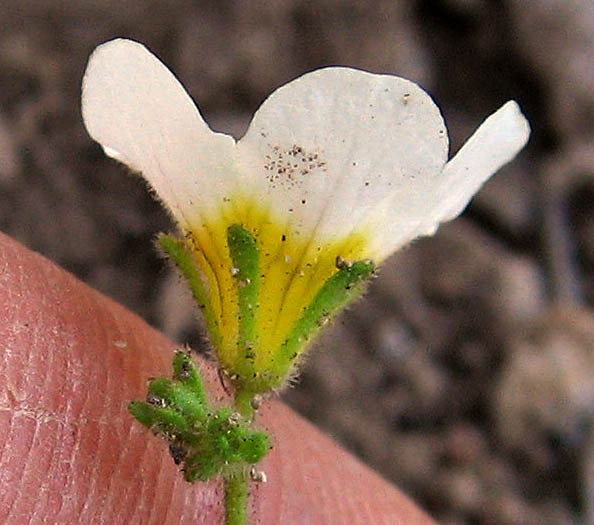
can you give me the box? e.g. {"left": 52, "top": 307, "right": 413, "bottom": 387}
{"left": 230, "top": 258, "right": 375, "bottom": 396}
{"left": 279, "top": 259, "right": 375, "bottom": 367}
{"left": 227, "top": 224, "right": 260, "bottom": 358}
{"left": 159, "top": 234, "right": 222, "bottom": 348}
{"left": 128, "top": 350, "right": 270, "bottom": 483}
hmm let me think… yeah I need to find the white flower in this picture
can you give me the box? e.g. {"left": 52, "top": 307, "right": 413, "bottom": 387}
{"left": 82, "top": 39, "right": 530, "bottom": 392}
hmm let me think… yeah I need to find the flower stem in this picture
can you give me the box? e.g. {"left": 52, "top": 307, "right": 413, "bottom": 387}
{"left": 225, "top": 472, "right": 249, "bottom": 525}
{"left": 224, "top": 388, "right": 256, "bottom": 524}
{"left": 234, "top": 388, "right": 255, "bottom": 420}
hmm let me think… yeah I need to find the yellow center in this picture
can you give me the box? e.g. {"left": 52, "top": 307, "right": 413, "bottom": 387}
{"left": 185, "top": 195, "right": 370, "bottom": 372}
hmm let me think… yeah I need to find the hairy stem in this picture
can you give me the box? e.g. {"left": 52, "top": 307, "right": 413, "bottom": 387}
{"left": 234, "top": 388, "right": 255, "bottom": 420}
{"left": 225, "top": 472, "right": 249, "bottom": 525}
{"left": 224, "top": 386, "right": 256, "bottom": 524}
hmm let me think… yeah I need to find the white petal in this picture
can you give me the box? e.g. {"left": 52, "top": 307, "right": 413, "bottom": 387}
{"left": 434, "top": 100, "right": 531, "bottom": 223}
{"left": 368, "top": 101, "right": 531, "bottom": 258}
{"left": 81, "top": 39, "right": 235, "bottom": 229}
{"left": 237, "top": 67, "right": 449, "bottom": 261}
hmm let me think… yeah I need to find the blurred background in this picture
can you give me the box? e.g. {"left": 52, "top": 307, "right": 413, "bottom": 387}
{"left": 1, "top": 1, "right": 593, "bottom": 523}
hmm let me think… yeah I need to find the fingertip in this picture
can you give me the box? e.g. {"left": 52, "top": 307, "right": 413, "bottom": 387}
{"left": 0, "top": 232, "right": 224, "bottom": 523}
{"left": 0, "top": 232, "right": 434, "bottom": 524}
{"left": 254, "top": 402, "right": 435, "bottom": 524}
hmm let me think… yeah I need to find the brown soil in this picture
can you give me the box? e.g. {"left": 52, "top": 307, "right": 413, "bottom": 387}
{"left": 1, "top": 1, "right": 593, "bottom": 523}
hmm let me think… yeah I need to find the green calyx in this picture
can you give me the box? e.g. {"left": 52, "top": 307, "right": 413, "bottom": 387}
{"left": 159, "top": 234, "right": 222, "bottom": 350}
{"left": 227, "top": 226, "right": 375, "bottom": 395}
{"left": 129, "top": 350, "right": 270, "bottom": 482}
{"left": 162, "top": 226, "right": 375, "bottom": 396}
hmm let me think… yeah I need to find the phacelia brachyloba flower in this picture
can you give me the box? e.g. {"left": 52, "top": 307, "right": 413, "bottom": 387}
{"left": 82, "top": 39, "right": 530, "bottom": 399}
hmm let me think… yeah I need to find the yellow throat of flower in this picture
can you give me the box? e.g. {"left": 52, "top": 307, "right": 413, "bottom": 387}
{"left": 161, "top": 196, "right": 374, "bottom": 394}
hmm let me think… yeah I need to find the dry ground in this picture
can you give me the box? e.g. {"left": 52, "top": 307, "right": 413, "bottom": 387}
{"left": 1, "top": 1, "right": 593, "bottom": 523}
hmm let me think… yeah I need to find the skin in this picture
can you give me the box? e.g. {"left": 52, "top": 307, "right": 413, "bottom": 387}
{"left": 0, "top": 232, "right": 435, "bottom": 524}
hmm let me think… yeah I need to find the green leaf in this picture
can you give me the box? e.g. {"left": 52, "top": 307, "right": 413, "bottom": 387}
{"left": 148, "top": 377, "right": 208, "bottom": 425}
{"left": 128, "top": 351, "right": 271, "bottom": 484}
{"left": 172, "top": 350, "right": 207, "bottom": 401}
